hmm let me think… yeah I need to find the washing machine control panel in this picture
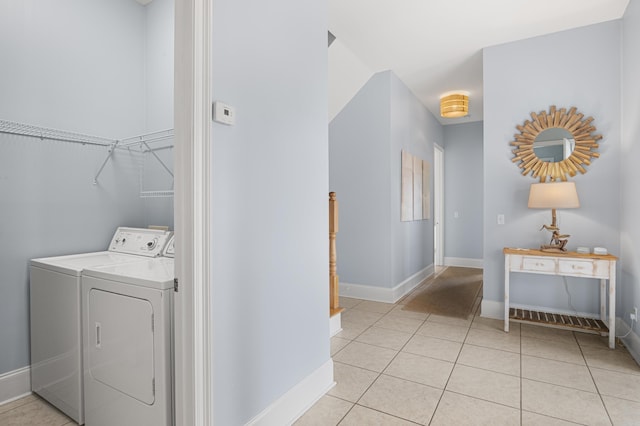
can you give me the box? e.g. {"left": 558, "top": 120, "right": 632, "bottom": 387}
{"left": 108, "top": 227, "right": 172, "bottom": 257}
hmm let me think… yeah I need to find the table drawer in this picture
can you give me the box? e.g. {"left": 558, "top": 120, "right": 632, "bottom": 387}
{"left": 516, "top": 256, "right": 557, "bottom": 273}
{"left": 558, "top": 259, "right": 610, "bottom": 278}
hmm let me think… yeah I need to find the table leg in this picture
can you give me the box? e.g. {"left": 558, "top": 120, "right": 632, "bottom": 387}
{"left": 504, "top": 255, "right": 510, "bottom": 333}
{"left": 609, "top": 263, "right": 616, "bottom": 349}
{"left": 600, "top": 278, "right": 606, "bottom": 323}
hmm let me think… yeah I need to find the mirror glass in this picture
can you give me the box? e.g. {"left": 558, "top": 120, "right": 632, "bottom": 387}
{"left": 532, "top": 128, "right": 575, "bottom": 163}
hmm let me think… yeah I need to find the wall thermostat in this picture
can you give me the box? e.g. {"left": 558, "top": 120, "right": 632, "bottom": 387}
{"left": 213, "top": 101, "right": 235, "bottom": 125}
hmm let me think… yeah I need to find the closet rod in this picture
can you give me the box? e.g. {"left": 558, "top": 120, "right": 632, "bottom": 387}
{"left": 0, "top": 119, "right": 114, "bottom": 147}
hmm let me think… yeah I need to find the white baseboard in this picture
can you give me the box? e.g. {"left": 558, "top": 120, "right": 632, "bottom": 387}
{"left": 246, "top": 359, "right": 334, "bottom": 426}
{"left": 444, "top": 257, "right": 483, "bottom": 268}
{"left": 329, "top": 313, "right": 342, "bottom": 337}
{"left": 0, "top": 366, "right": 31, "bottom": 406}
{"left": 618, "top": 320, "right": 640, "bottom": 365}
{"left": 480, "top": 299, "right": 503, "bottom": 320}
{"left": 339, "top": 264, "right": 434, "bottom": 304}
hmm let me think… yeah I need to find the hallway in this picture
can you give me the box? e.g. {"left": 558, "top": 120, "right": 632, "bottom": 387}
{"left": 296, "top": 267, "right": 640, "bottom": 425}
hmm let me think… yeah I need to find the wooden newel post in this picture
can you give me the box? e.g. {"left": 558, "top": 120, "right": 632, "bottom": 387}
{"left": 329, "top": 192, "right": 342, "bottom": 315}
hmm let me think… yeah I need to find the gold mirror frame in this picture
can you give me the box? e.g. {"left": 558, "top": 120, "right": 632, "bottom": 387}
{"left": 511, "top": 106, "right": 602, "bottom": 182}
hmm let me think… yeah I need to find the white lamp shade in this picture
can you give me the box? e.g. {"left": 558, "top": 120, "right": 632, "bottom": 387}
{"left": 528, "top": 182, "right": 580, "bottom": 209}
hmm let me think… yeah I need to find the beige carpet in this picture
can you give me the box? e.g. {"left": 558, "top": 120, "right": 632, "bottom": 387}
{"left": 402, "top": 267, "right": 483, "bottom": 319}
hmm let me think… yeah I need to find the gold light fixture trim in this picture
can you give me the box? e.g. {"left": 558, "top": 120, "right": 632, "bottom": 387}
{"left": 440, "top": 92, "right": 469, "bottom": 118}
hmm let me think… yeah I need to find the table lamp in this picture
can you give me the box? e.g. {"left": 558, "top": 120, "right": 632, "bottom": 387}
{"left": 528, "top": 181, "right": 580, "bottom": 252}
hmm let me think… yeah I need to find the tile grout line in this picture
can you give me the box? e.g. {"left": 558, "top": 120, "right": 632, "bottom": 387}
{"left": 427, "top": 309, "right": 477, "bottom": 425}
{"left": 338, "top": 276, "right": 451, "bottom": 425}
{"left": 352, "top": 309, "right": 431, "bottom": 423}
{"left": 333, "top": 296, "right": 432, "bottom": 424}
{"left": 577, "top": 331, "right": 615, "bottom": 425}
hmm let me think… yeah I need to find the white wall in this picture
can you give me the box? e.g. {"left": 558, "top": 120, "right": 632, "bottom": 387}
{"left": 328, "top": 38, "right": 374, "bottom": 122}
{"left": 443, "top": 122, "right": 484, "bottom": 263}
{"left": 210, "top": 1, "right": 331, "bottom": 424}
{"left": 621, "top": 1, "right": 640, "bottom": 357}
{"left": 483, "top": 21, "right": 621, "bottom": 316}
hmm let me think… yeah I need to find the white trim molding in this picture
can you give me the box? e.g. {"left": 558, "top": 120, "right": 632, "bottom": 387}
{"left": 329, "top": 313, "right": 342, "bottom": 337}
{"left": 174, "top": 0, "right": 212, "bottom": 424}
{"left": 444, "top": 257, "right": 483, "bottom": 268}
{"left": 480, "top": 299, "right": 504, "bottom": 320}
{"left": 339, "top": 264, "right": 434, "bottom": 303}
{"left": 0, "top": 366, "right": 31, "bottom": 406}
{"left": 246, "top": 359, "right": 335, "bottom": 426}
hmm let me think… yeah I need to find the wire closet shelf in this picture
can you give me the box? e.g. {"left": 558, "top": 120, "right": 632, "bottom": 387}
{"left": 0, "top": 119, "right": 173, "bottom": 150}
{"left": 0, "top": 119, "right": 175, "bottom": 197}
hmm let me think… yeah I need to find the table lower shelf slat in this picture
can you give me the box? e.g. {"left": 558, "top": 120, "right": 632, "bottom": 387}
{"left": 509, "top": 308, "right": 609, "bottom": 335}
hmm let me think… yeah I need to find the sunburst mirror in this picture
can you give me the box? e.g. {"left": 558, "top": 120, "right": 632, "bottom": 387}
{"left": 510, "top": 106, "right": 602, "bottom": 182}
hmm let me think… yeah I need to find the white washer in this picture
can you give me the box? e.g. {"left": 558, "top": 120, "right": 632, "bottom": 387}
{"left": 29, "top": 227, "right": 172, "bottom": 425}
{"left": 81, "top": 239, "right": 174, "bottom": 426}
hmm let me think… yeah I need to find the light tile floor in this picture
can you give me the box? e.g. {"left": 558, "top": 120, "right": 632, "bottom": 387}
{"left": 0, "top": 393, "right": 75, "bottom": 426}
{"left": 3, "top": 269, "right": 640, "bottom": 425}
{"left": 296, "top": 276, "right": 640, "bottom": 425}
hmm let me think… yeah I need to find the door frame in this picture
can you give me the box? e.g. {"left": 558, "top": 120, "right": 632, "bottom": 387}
{"left": 174, "top": 0, "right": 213, "bottom": 424}
{"left": 434, "top": 144, "right": 444, "bottom": 267}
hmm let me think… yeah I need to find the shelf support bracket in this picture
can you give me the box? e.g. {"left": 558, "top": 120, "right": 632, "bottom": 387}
{"left": 143, "top": 141, "right": 174, "bottom": 179}
{"left": 93, "top": 141, "right": 120, "bottom": 184}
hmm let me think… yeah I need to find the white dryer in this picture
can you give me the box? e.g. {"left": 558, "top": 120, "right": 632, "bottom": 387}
{"left": 29, "top": 227, "right": 172, "bottom": 424}
{"left": 81, "top": 242, "right": 174, "bottom": 426}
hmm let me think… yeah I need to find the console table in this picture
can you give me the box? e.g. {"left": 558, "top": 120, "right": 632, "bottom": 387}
{"left": 503, "top": 248, "right": 617, "bottom": 349}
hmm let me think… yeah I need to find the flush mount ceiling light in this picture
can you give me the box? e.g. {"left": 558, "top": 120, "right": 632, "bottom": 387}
{"left": 440, "top": 92, "right": 469, "bottom": 118}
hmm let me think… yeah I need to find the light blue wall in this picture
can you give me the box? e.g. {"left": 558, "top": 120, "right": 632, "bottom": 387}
{"left": 330, "top": 72, "right": 392, "bottom": 287}
{"left": 389, "top": 73, "right": 440, "bottom": 284}
{"left": 330, "top": 71, "right": 441, "bottom": 290}
{"left": 483, "top": 21, "right": 621, "bottom": 315}
{"left": 142, "top": 0, "right": 174, "bottom": 228}
{"left": 621, "top": 1, "right": 640, "bottom": 346}
{"left": 0, "top": 0, "right": 156, "bottom": 376}
{"left": 210, "top": 1, "right": 330, "bottom": 424}
{"left": 443, "top": 122, "right": 484, "bottom": 261}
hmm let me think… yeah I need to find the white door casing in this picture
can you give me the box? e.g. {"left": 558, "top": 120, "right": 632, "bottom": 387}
{"left": 434, "top": 144, "right": 444, "bottom": 266}
{"left": 174, "top": 0, "right": 213, "bottom": 424}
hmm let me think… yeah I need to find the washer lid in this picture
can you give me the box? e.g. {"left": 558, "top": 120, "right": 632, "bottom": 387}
{"left": 83, "top": 258, "right": 174, "bottom": 290}
{"left": 30, "top": 251, "right": 143, "bottom": 276}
